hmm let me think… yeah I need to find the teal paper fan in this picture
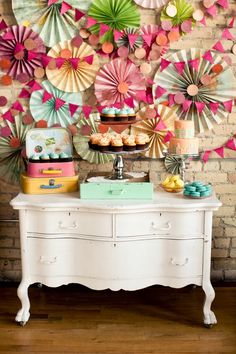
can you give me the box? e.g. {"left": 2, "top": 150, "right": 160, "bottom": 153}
{"left": 73, "top": 113, "right": 115, "bottom": 164}
{"left": 0, "top": 114, "right": 35, "bottom": 184}
{"left": 30, "top": 80, "right": 82, "bottom": 128}
{"left": 12, "top": 0, "right": 92, "bottom": 47}
{"left": 88, "top": 0, "right": 140, "bottom": 43}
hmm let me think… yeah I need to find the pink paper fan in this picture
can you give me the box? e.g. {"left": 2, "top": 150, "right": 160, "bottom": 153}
{"left": 95, "top": 58, "right": 146, "bottom": 106}
{"left": 134, "top": 0, "right": 169, "bottom": 9}
{"left": 140, "top": 25, "right": 169, "bottom": 60}
{"left": 0, "top": 25, "right": 46, "bottom": 79}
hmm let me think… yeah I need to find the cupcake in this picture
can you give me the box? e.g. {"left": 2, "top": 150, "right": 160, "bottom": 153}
{"left": 100, "top": 107, "right": 116, "bottom": 122}
{"left": 115, "top": 108, "right": 128, "bottom": 122}
{"left": 30, "top": 154, "right": 40, "bottom": 161}
{"left": 136, "top": 133, "right": 150, "bottom": 148}
{"left": 89, "top": 133, "right": 102, "bottom": 150}
{"left": 123, "top": 135, "right": 136, "bottom": 151}
{"left": 110, "top": 136, "right": 123, "bottom": 152}
{"left": 98, "top": 135, "right": 111, "bottom": 152}
{"left": 127, "top": 108, "right": 136, "bottom": 122}
{"left": 59, "top": 152, "right": 69, "bottom": 161}
{"left": 135, "top": 134, "right": 147, "bottom": 150}
{"left": 50, "top": 152, "right": 59, "bottom": 160}
{"left": 40, "top": 153, "right": 50, "bottom": 161}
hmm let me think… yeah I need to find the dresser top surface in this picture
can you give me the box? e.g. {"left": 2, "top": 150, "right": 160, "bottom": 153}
{"left": 10, "top": 189, "right": 221, "bottom": 212}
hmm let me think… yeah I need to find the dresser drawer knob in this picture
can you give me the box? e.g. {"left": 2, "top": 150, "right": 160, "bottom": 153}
{"left": 58, "top": 221, "right": 78, "bottom": 230}
{"left": 170, "top": 257, "right": 189, "bottom": 267}
{"left": 151, "top": 221, "right": 171, "bottom": 231}
{"left": 39, "top": 256, "right": 57, "bottom": 265}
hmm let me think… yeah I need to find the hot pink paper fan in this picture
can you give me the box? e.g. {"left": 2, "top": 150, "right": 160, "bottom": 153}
{"left": 0, "top": 25, "right": 46, "bottom": 79}
{"left": 95, "top": 58, "right": 146, "bottom": 106}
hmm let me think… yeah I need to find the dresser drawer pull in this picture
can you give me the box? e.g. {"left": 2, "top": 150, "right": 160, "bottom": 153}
{"left": 58, "top": 221, "right": 78, "bottom": 230}
{"left": 110, "top": 189, "right": 124, "bottom": 195}
{"left": 151, "top": 221, "right": 171, "bottom": 231}
{"left": 170, "top": 257, "right": 189, "bottom": 266}
{"left": 39, "top": 256, "right": 57, "bottom": 264}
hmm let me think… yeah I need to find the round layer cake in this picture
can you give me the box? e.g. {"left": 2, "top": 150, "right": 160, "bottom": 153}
{"left": 169, "top": 120, "right": 199, "bottom": 155}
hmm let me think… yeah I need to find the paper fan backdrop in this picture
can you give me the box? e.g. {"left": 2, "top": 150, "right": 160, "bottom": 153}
{"left": 0, "top": 25, "right": 46, "bottom": 79}
{"left": 0, "top": 114, "right": 35, "bottom": 184}
{"left": 12, "top": 0, "right": 91, "bottom": 47}
{"left": 131, "top": 104, "right": 177, "bottom": 158}
{"left": 73, "top": 113, "right": 115, "bottom": 164}
{"left": 117, "top": 28, "right": 143, "bottom": 53}
{"left": 134, "top": 0, "right": 169, "bottom": 9}
{"left": 95, "top": 58, "right": 146, "bottom": 106}
{"left": 30, "top": 80, "right": 82, "bottom": 127}
{"left": 153, "top": 48, "right": 236, "bottom": 133}
{"left": 88, "top": 0, "right": 140, "bottom": 43}
{"left": 46, "top": 40, "right": 100, "bottom": 92}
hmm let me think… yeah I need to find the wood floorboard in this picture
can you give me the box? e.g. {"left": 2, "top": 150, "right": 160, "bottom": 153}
{"left": 0, "top": 284, "right": 235, "bottom": 354}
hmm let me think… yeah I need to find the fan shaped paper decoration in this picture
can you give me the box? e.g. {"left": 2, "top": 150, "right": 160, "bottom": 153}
{"left": 30, "top": 80, "right": 82, "bottom": 127}
{"left": 0, "top": 114, "right": 35, "bottom": 184}
{"left": 46, "top": 40, "right": 100, "bottom": 92}
{"left": 153, "top": 48, "right": 236, "bottom": 133}
{"left": 95, "top": 58, "right": 146, "bottom": 106}
{"left": 131, "top": 104, "right": 177, "bottom": 158}
{"left": 0, "top": 25, "right": 46, "bottom": 79}
{"left": 88, "top": 0, "right": 140, "bottom": 43}
{"left": 134, "top": 0, "right": 169, "bottom": 9}
{"left": 73, "top": 113, "right": 115, "bottom": 164}
{"left": 164, "top": 155, "right": 182, "bottom": 174}
{"left": 140, "top": 24, "right": 169, "bottom": 60}
{"left": 117, "top": 28, "right": 143, "bottom": 53}
{"left": 12, "top": 0, "right": 91, "bottom": 47}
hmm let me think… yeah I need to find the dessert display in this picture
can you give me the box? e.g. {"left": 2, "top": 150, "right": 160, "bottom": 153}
{"left": 100, "top": 107, "right": 137, "bottom": 123}
{"left": 169, "top": 120, "right": 199, "bottom": 155}
{"left": 184, "top": 181, "right": 212, "bottom": 198}
{"left": 161, "top": 174, "right": 184, "bottom": 193}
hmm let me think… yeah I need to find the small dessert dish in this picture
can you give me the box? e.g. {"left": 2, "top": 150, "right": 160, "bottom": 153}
{"left": 98, "top": 135, "right": 111, "bottom": 152}
{"left": 100, "top": 107, "right": 116, "bottom": 122}
{"left": 161, "top": 175, "right": 184, "bottom": 193}
{"left": 123, "top": 135, "right": 136, "bottom": 151}
{"left": 110, "top": 136, "right": 123, "bottom": 152}
{"left": 184, "top": 181, "right": 212, "bottom": 198}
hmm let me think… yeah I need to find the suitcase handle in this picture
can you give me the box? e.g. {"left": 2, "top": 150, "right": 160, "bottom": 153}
{"left": 41, "top": 169, "right": 62, "bottom": 175}
{"left": 40, "top": 179, "right": 63, "bottom": 189}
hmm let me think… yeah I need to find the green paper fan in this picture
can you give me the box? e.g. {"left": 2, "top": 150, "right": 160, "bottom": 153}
{"left": 30, "top": 80, "right": 82, "bottom": 128}
{"left": 0, "top": 114, "right": 35, "bottom": 184}
{"left": 73, "top": 113, "right": 115, "bottom": 164}
{"left": 161, "top": 0, "right": 194, "bottom": 27}
{"left": 88, "top": 0, "right": 140, "bottom": 43}
{"left": 12, "top": 0, "right": 92, "bottom": 47}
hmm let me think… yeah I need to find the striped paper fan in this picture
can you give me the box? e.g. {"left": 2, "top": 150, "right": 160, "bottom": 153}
{"left": 134, "top": 0, "right": 169, "bottom": 9}
{"left": 153, "top": 48, "right": 236, "bottom": 133}
{"left": 117, "top": 28, "right": 143, "bottom": 53}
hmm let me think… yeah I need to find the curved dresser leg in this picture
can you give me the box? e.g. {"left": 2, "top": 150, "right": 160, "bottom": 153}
{"left": 15, "top": 281, "right": 30, "bottom": 326}
{"left": 202, "top": 282, "right": 217, "bottom": 328}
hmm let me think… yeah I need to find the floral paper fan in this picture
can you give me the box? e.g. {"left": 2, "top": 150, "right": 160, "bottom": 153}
{"left": 131, "top": 104, "right": 177, "bottom": 158}
{"left": 12, "top": 0, "right": 91, "bottom": 47}
{"left": 73, "top": 113, "right": 114, "bottom": 164}
{"left": 134, "top": 0, "right": 169, "bottom": 9}
{"left": 117, "top": 28, "right": 143, "bottom": 53}
{"left": 88, "top": 0, "right": 140, "bottom": 43}
{"left": 0, "top": 25, "right": 46, "bottom": 79}
{"left": 0, "top": 114, "right": 35, "bottom": 184}
{"left": 95, "top": 58, "right": 146, "bottom": 106}
{"left": 153, "top": 48, "right": 236, "bottom": 133}
{"left": 30, "top": 80, "right": 82, "bottom": 127}
{"left": 46, "top": 40, "right": 100, "bottom": 92}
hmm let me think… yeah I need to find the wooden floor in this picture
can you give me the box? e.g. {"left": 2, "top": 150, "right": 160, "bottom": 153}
{"left": 0, "top": 283, "right": 235, "bottom": 354}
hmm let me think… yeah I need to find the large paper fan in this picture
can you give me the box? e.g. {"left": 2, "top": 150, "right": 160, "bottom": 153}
{"left": 153, "top": 48, "right": 236, "bottom": 133}
{"left": 12, "top": 0, "right": 92, "bottom": 47}
{"left": 131, "top": 104, "right": 177, "bottom": 158}
{"left": 73, "top": 114, "right": 114, "bottom": 164}
{"left": 95, "top": 58, "right": 146, "bottom": 106}
{"left": 46, "top": 40, "right": 100, "bottom": 92}
{"left": 88, "top": 0, "right": 140, "bottom": 43}
{"left": 0, "top": 25, "right": 46, "bottom": 79}
{"left": 134, "top": 0, "right": 169, "bottom": 9}
{"left": 30, "top": 80, "right": 82, "bottom": 127}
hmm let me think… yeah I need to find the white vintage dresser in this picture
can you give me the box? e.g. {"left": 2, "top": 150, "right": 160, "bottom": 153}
{"left": 11, "top": 190, "right": 221, "bottom": 326}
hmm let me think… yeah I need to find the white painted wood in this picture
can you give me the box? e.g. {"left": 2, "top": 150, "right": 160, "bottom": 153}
{"left": 10, "top": 190, "right": 221, "bottom": 326}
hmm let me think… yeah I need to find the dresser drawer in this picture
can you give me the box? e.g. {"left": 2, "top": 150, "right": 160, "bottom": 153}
{"left": 27, "top": 210, "right": 112, "bottom": 237}
{"left": 115, "top": 211, "right": 204, "bottom": 238}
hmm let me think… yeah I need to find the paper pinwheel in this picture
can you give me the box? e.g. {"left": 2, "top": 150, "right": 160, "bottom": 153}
{"left": 94, "top": 58, "right": 146, "bottom": 106}
{"left": 46, "top": 39, "right": 100, "bottom": 92}
{"left": 164, "top": 155, "right": 183, "bottom": 174}
{"left": 88, "top": 0, "right": 140, "bottom": 43}
{"left": 73, "top": 113, "right": 115, "bottom": 164}
{"left": 131, "top": 104, "right": 177, "bottom": 158}
{"left": 12, "top": 0, "right": 91, "bottom": 47}
{"left": 0, "top": 114, "right": 35, "bottom": 184}
{"left": 140, "top": 24, "right": 169, "bottom": 60}
{"left": 134, "top": 0, "right": 169, "bottom": 9}
{"left": 153, "top": 48, "right": 236, "bottom": 133}
{"left": 30, "top": 80, "right": 82, "bottom": 127}
{"left": 0, "top": 25, "right": 46, "bottom": 79}
{"left": 117, "top": 28, "right": 143, "bottom": 53}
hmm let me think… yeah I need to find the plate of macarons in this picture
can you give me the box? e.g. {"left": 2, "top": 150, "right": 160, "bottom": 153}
{"left": 183, "top": 181, "right": 212, "bottom": 198}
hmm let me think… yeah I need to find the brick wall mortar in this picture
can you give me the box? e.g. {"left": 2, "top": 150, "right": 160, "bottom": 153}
{"left": 0, "top": 1, "right": 236, "bottom": 281}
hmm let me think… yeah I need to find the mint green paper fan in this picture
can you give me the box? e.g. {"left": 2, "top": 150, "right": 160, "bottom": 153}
{"left": 30, "top": 80, "right": 82, "bottom": 128}
{"left": 0, "top": 114, "right": 35, "bottom": 185}
{"left": 73, "top": 113, "right": 114, "bottom": 164}
{"left": 161, "top": 0, "right": 194, "bottom": 27}
{"left": 12, "top": 0, "right": 92, "bottom": 47}
{"left": 88, "top": 0, "right": 140, "bottom": 43}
